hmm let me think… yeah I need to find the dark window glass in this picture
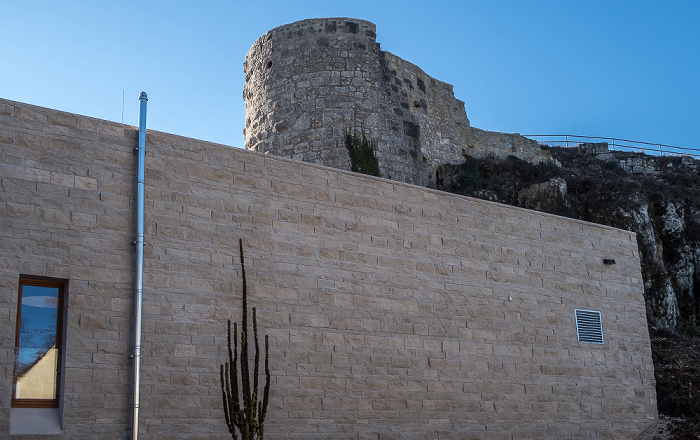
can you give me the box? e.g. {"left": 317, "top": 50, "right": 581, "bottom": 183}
{"left": 13, "top": 279, "right": 64, "bottom": 407}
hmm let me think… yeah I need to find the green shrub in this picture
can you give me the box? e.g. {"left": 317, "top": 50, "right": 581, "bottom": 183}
{"left": 345, "top": 132, "right": 382, "bottom": 177}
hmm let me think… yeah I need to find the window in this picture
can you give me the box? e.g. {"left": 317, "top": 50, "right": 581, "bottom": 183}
{"left": 12, "top": 278, "right": 65, "bottom": 408}
{"left": 574, "top": 309, "right": 604, "bottom": 344}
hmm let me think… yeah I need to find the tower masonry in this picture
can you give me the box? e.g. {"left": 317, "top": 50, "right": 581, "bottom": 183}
{"left": 244, "top": 18, "right": 552, "bottom": 186}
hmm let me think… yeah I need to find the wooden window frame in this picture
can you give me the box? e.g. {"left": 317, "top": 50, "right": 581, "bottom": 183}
{"left": 12, "top": 277, "right": 66, "bottom": 409}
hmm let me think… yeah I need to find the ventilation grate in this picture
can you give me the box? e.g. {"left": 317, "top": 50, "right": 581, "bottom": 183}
{"left": 575, "top": 309, "right": 604, "bottom": 344}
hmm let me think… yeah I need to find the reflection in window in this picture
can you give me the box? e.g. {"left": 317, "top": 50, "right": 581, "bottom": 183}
{"left": 13, "top": 279, "right": 64, "bottom": 407}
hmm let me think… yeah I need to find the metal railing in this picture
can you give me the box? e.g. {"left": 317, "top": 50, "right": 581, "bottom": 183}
{"left": 524, "top": 134, "right": 700, "bottom": 158}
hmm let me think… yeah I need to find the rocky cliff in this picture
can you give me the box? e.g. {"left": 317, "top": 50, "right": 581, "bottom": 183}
{"left": 435, "top": 143, "right": 700, "bottom": 334}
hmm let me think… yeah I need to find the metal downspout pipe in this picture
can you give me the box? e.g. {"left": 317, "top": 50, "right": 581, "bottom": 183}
{"left": 132, "top": 91, "right": 147, "bottom": 440}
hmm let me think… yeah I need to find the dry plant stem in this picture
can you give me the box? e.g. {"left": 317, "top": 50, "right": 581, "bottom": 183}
{"left": 220, "top": 239, "right": 271, "bottom": 440}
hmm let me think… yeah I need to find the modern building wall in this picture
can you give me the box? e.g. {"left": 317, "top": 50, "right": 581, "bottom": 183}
{"left": 243, "top": 18, "right": 552, "bottom": 187}
{"left": 1, "top": 98, "right": 656, "bottom": 439}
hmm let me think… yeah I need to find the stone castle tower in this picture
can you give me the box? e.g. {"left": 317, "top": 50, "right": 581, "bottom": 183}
{"left": 244, "top": 18, "right": 551, "bottom": 186}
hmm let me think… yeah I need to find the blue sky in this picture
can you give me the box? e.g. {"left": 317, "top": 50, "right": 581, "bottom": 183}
{"left": 2, "top": 1, "right": 698, "bottom": 150}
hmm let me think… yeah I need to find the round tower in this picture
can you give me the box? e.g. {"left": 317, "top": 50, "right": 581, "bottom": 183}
{"left": 243, "top": 18, "right": 427, "bottom": 184}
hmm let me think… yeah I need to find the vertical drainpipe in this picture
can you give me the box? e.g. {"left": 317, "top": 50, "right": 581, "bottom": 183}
{"left": 132, "top": 91, "right": 147, "bottom": 440}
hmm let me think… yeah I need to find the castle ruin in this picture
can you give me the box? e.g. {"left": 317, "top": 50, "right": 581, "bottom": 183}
{"left": 244, "top": 18, "right": 552, "bottom": 186}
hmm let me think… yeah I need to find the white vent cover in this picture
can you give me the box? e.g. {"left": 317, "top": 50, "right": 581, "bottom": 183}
{"left": 575, "top": 309, "right": 604, "bottom": 344}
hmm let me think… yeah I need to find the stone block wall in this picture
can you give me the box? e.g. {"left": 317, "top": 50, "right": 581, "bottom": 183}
{"left": 1, "top": 98, "right": 656, "bottom": 439}
{"left": 244, "top": 18, "right": 552, "bottom": 187}
{"left": 381, "top": 52, "right": 470, "bottom": 174}
{"left": 0, "top": 99, "right": 136, "bottom": 438}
